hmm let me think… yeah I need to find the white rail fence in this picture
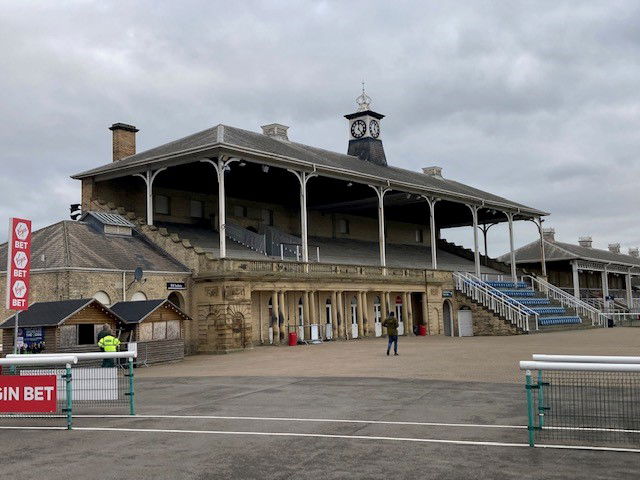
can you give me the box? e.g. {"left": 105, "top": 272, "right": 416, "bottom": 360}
{"left": 225, "top": 222, "right": 267, "bottom": 255}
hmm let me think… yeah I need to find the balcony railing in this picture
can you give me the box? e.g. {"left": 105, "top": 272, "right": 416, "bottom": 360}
{"left": 200, "top": 257, "right": 434, "bottom": 281}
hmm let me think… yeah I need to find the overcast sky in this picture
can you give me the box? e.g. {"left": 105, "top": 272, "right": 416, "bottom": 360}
{"left": 1, "top": 1, "right": 639, "bottom": 256}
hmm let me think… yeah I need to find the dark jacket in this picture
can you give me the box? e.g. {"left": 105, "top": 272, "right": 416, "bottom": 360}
{"left": 382, "top": 316, "right": 399, "bottom": 336}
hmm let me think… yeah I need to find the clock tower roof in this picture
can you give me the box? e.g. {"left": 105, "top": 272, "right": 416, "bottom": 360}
{"left": 344, "top": 110, "right": 385, "bottom": 120}
{"left": 345, "top": 86, "right": 387, "bottom": 167}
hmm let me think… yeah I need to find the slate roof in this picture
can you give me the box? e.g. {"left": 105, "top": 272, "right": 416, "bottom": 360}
{"left": 498, "top": 239, "right": 640, "bottom": 268}
{"left": 110, "top": 299, "right": 191, "bottom": 324}
{"left": 0, "top": 299, "right": 117, "bottom": 328}
{"left": 0, "top": 220, "right": 190, "bottom": 272}
{"left": 72, "top": 124, "right": 546, "bottom": 216}
{"left": 81, "top": 211, "right": 135, "bottom": 228}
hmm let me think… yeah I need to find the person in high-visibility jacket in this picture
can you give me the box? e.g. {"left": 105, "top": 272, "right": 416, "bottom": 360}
{"left": 97, "top": 329, "right": 121, "bottom": 367}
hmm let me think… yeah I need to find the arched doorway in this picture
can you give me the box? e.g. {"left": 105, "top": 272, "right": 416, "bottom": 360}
{"left": 394, "top": 295, "right": 405, "bottom": 336}
{"left": 350, "top": 297, "right": 358, "bottom": 339}
{"left": 443, "top": 300, "right": 453, "bottom": 336}
{"left": 297, "top": 297, "right": 305, "bottom": 340}
{"left": 167, "top": 291, "right": 184, "bottom": 309}
{"left": 373, "top": 296, "right": 382, "bottom": 337}
{"left": 325, "top": 299, "right": 333, "bottom": 340}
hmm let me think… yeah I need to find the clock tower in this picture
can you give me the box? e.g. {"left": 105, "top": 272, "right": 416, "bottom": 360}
{"left": 345, "top": 86, "right": 387, "bottom": 166}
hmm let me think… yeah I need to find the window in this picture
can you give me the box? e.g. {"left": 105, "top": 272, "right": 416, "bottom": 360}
{"left": 415, "top": 229, "right": 424, "bottom": 243}
{"left": 78, "top": 324, "right": 96, "bottom": 345}
{"left": 131, "top": 291, "right": 147, "bottom": 301}
{"left": 190, "top": 200, "right": 204, "bottom": 218}
{"left": 262, "top": 209, "right": 274, "bottom": 226}
{"left": 93, "top": 291, "right": 111, "bottom": 306}
{"left": 338, "top": 219, "right": 350, "bottom": 234}
{"left": 233, "top": 205, "right": 248, "bottom": 218}
{"left": 154, "top": 195, "right": 170, "bottom": 215}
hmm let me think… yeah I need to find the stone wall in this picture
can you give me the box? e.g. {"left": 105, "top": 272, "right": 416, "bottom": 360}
{"left": 453, "top": 291, "right": 522, "bottom": 336}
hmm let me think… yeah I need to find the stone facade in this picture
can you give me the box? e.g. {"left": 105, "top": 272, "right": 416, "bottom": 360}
{"left": 453, "top": 291, "right": 522, "bottom": 336}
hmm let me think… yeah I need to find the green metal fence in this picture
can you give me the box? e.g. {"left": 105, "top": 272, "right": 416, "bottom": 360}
{"left": 1, "top": 352, "right": 136, "bottom": 429}
{"left": 521, "top": 357, "right": 640, "bottom": 448}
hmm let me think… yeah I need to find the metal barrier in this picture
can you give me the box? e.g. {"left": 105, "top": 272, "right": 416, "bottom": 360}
{"left": 1, "top": 352, "right": 136, "bottom": 429}
{"left": 520, "top": 357, "right": 640, "bottom": 448}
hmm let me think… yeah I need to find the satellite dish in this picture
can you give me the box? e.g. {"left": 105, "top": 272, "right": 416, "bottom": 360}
{"left": 134, "top": 267, "right": 144, "bottom": 282}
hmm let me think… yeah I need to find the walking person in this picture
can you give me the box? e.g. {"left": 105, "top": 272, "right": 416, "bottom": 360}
{"left": 97, "top": 327, "right": 121, "bottom": 367}
{"left": 382, "top": 311, "right": 399, "bottom": 356}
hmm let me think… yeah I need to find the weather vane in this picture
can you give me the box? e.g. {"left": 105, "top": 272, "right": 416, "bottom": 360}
{"left": 356, "top": 80, "right": 371, "bottom": 111}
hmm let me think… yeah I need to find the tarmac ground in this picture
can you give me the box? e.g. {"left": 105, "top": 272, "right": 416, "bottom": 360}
{"left": 2, "top": 328, "right": 639, "bottom": 479}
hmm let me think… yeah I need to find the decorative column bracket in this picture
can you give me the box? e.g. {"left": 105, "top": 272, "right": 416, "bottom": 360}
{"left": 288, "top": 169, "right": 318, "bottom": 264}
{"left": 201, "top": 156, "right": 242, "bottom": 259}
{"left": 369, "top": 185, "right": 391, "bottom": 269}
{"left": 134, "top": 167, "right": 167, "bottom": 226}
{"left": 422, "top": 196, "right": 440, "bottom": 270}
{"left": 465, "top": 204, "right": 481, "bottom": 277}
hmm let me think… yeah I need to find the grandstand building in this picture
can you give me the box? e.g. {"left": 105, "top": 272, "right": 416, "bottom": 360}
{"left": 499, "top": 228, "right": 640, "bottom": 312}
{"left": 63, "top": 90, "right": 561, "bottom": 352}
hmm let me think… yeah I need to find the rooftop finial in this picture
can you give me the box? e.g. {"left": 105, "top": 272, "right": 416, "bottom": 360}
{"left": 356, "top": 81, "right": 372, "bottom": 111}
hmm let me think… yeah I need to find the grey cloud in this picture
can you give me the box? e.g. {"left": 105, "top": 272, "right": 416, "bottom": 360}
{"left": 0, "top": 1, "right": 638, "bottom": 255}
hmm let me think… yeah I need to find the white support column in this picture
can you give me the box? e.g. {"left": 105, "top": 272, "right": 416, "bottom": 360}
{"left": 601, "top": 268, "right": 609, "bottom": 311}
{"left": 288, "top": 170, "right": 318, "bottom": 263}
{"left": 369, "top": 185, "right": 390, "bottom": 269}
{"left": 134, "top": 167, "right": 166, "bottom": 226}
{"left": 571, "top": 261, "right": 580, "bottom": 299}
{"left": 466, "top": 204, "right": 481, "bottom": 276}
{"left": 506, "top": 212, "right": 517, "bottom": 285}
{"left": 272, "top": 290, "right": 280, "bottom": 345}
{"left": 201, "top": 157, "right": 241, "bottom": 259}
{"left": 535, "top": 217, "right": 547, "bottom": 277}
{"left": 625, "top": 271, "right": 633, "bottom": 310}
{"left": 424, "top": 197, "right": 440, "bottom": 270}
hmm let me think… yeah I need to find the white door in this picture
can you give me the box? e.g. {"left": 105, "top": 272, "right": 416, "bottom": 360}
{"left": 325, "top": 323, "right": 333, "bottom": 340}
{"left": 298, "top": 303, "right": 305, "bottom": 340}
{"left": 350, "top": 303, "right": 358, "bottom": 339}
{"left": 396, "top": 303, "right": 404, "bottom": 335}
{"left": 310, "top": 324, "right": 319, "bottom": 341}
{"left": 374, "top": 300, "right": 382, "bottom": 337}
{"left": 458, "top": 310, "right": 474, "bottom": 337}
{"left": 325, "top": 303, "right": 332, "bottom": 339}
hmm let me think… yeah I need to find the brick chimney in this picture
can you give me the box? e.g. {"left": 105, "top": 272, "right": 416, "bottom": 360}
{"left": 578, "top": 236, "right": 592, "bottom": 248}
{"left": 261, "top": 123, "right": 289, "bottom": 141}
{"left": 109, "top": 123, "right": 139, "bottom": 161}
{"left": 608, "top": 243, "right": 621, "bottom": 254}
{"left": 542, "top": 228, "right": 555, "bottom": 241}
{"left": 629, "top": 247, "right": 639, "bottom": 258}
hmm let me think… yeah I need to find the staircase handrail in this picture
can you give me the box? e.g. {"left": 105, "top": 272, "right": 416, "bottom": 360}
{"left": 225, "top": 222, "right": 267, "bottom": 255}
{"left": 522, "top": 275, "right": 607, "bottom": 327}
{"left": 453, "top": 271, "right": 536, "bottom": 332}
{"left": 467, "top": 273, "right": 540, "bottom": 318}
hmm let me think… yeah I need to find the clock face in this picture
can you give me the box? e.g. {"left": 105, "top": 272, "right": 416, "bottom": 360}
{"left": 351, "top": 119, "right": 366, "bottom": 138}
{"left": 369, "top": 120, "right": 380, "bottom": 138}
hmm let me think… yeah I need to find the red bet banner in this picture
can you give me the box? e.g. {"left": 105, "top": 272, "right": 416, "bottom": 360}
{"left": 5, "top": 218, "right": 32, "bottom": 311}
{"left": 0, "top": 375, "right": 57, "bottom": 413}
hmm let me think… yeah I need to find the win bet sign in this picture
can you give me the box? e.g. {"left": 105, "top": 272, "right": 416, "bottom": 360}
{"left": 5, "top": 218, "right": 32, "bottom": 310}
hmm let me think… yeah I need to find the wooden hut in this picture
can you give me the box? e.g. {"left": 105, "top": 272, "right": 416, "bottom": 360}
{"left": 0, "top": 299, "right": 121, "bottom": 355}
{"left": 110, "top": 299, "right": 191, "bottom": 364}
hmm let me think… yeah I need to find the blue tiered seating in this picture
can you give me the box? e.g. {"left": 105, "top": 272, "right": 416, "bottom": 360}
{"left": 492, "top": 282, "right": 583, "bottom": 327}
{"left": 538, "top": 316, "right": 582, "bottom": 326}
{"left": 531, "top": 307, "right": 565, "bottom": 316}
{"left": 486, "top": 281, "right": 528, "bottom": 289}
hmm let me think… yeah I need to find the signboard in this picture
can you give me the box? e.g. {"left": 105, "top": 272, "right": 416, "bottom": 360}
{"left": 0, "top": 375, "right": 57, "bottom": 413}
{"left": 19, "top": 327, "right": 44, "bottom": 346}
{"left": 167, "top": 282, "right": 186, "bottom": 290}
{"left": 442, "top": 290, "right": 453, "bottom": 298}
{"left": 5, "top": 218, "right": 32, "bottom": 311}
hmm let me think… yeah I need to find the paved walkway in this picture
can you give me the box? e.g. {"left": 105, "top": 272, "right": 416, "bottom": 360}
{"left": 139, "top": 327, "right": 640, "bottom": 384}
